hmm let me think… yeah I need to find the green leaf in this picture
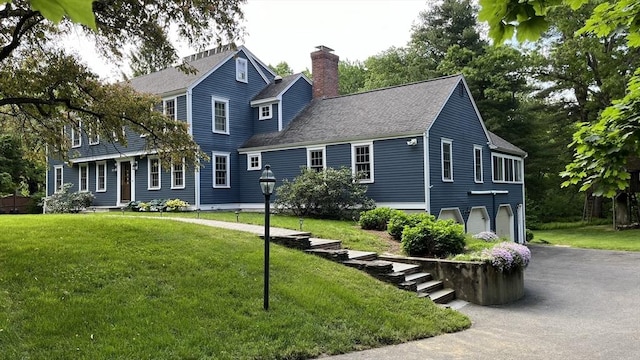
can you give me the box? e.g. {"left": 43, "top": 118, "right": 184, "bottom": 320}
{"left": 566, "top": 0, "right": 589, "bottom": 11}
{"left": 30, "top": 0, "right": 96, "bottom": 30}
{"left": 627, "top": 32, "right": 640, "bottom": 48}
{"left": 516, "top": 16, "right": 549, "bottom": 42}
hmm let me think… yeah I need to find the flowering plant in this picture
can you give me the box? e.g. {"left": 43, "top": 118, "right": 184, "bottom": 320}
{"left": 472, "top": 231, "right": 500, "bottom": 242}
{"left": 482, "top": 242, "right": 531, "bottom": 272}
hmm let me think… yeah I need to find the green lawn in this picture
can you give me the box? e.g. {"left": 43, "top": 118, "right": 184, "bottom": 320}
{"left": 532, "top": 225, "right": 640, "bottom": 251}
{"left": 0, "top": 215, "right": 469, "bottom": 360}
{"left": 120, "top": 210, "right": 391, "bottom": 253}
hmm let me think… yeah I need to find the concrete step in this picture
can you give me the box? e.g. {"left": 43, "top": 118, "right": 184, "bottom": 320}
{"left": 347, "top": 250, "right": 377, "bottom": 261}
{"left": 417, "top": 280, "right": 443, "bottom": 294}
{"left": 309, "top": 238, "right": 342, "bottom": 250}
{"left": 390, "top": 262, "right": 421, "bottom": 275}
{"left": 422, "top": 288, "right": 456, "bottom": 304}
{"left": 404, "top": 272, "right": 432, "bottom": 284}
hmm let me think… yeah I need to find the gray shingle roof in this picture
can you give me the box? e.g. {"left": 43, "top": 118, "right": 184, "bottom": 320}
{"left": 126, "top": 48, "right": 234, "bottom": 95}
{"left": 242, "top": 74, "right": 464, "bottom": 149}
{"left": 252, "top": 74, "right": 302, "bottom": 102}
{"left": 488, "top": 131, "right": 527, "bottom": 156}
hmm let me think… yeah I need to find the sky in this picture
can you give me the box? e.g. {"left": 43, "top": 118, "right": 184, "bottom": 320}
{"left": 74, "top": 0, "right": 431, "bottom": 80}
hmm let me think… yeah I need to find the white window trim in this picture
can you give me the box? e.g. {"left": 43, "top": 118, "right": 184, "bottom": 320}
{"left": 71, "top": 123, "right": 82, "bottom": 148}
{"left": 351, "top": 142, "right": 374, "bottom": 184}
{"left": 491, "top": 153, "right": 524, "bottom": 184}
{"left": 307, "top": 146, "right": 326, "bottom": 171}
{"left": 212, "top": 97, "right": 230, "bottom": 135}
{"left": 171, "top": 159, "right": 186, "bottom": 190}
{"left": 54, "top": 165, "right": 63, "bottom": 193}
{"left": 79, "top": 164, "right": 89, "bottom": 192}
{"left": 147, "top": 157, "right": 161, "bottom": 190}
{"left": 247, "top": 153, "right": 262, "bottom": 171}
{"left": 163, "top": 97, "right": 178, "bottom": 120}
{"left": 259, "top": 104, "right": 272, "bottom": 120}
{"left": 441, "top": 138, "right": 453, "bottom": 182}
{"left": 474, "top": 145, "right": 483, "bottom": 183}
{"left": 96, "top": 161, "right": 107, "bottom": 192}
{"left": 212, "top": 151, "right": 231, "bottom": 188}
{"left": 88, "top": 123, "right": 100, "bottom": 145}
{"left": 236, "top": 57, "right": 248, "bottom": 83}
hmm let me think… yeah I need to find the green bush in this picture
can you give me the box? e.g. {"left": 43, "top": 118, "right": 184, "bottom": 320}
{"left": 388, "top": 212, "right": 434, "bottom": 240}
{"left": 43, "top": 183, "right": 94, "bottom": 213}
{"left": 526, "top": 229, "right": 534, "bottom": 242}
{"left": 359, "top": 207, "right": 403, "bottom": 230}
{"left": 401, "top": 218, "right": 465, "bottom": 258}
{"left": 274, "top": 167, "right": 375, "bottom": 220}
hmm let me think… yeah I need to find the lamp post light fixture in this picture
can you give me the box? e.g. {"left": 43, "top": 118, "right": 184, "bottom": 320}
{"left": 259, "top": 165, "right": 276, "bottom": 311}
{"left": 299, "top": 217, "right": 304, "bottom": 231}
{"left": 235, "top": 210, "right": 240, "bottom": 222}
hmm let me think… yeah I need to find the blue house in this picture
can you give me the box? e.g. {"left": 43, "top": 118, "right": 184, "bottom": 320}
{"left": 46, "top": 45, "right": 527, "bottom": 242}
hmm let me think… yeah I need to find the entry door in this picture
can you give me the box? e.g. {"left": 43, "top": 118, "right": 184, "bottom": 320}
{"left": 120, "top": 162, "right": 131, "bottom": 203}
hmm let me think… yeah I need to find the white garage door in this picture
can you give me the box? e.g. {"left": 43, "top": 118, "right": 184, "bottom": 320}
{"left": 496, "top": 205, "right": 513, "bottom": 241}
{"left": 467, "top": 207, "right": 489, "bottom": 235}
{"left": 438, "top": 208, "right": 463, "bottom": 224}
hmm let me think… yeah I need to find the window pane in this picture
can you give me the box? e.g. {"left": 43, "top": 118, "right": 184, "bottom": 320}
{"left": 165, "top": 99, "right": 176, "bottom": 119}
{"left": 310, "top": 150, "right": 323, "bottom": 171}
{"left": 173, "top": 163, "right": 184, "bottom": 187}
{"left": 80, "top": 166, "right": 88, "bottom": 191}
{"left": 355, "top": 146, "right": 371, "bottom": 179}
{"left": 97, "top": 163, "right": 106, "bottom": 190}
{"left": 214, "top": 102, "right": 226, "bottom": 132}
{"left": 150, "top": 159, "right": 160, "bottom": 188}
{"left": 249, "top": 155, "right": 259, "bottom": 169}
{"left": 442, "top": 142, "right": 452, "bottom": 180}
{"left": 215, "top": 156, "right": 227, "bottom": 186}
{"left": 493, "top": 156, "right": 503, "bottom": 181}
{"left": 474, "top": 148, "right": 482, "bottom": 182}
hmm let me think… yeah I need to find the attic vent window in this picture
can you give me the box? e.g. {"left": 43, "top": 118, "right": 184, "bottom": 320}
{"left": 236, "top": 57, "right": 248, "bottom": 83}
{"left": 259, "top": 104, "right": 272, "bottom": 120}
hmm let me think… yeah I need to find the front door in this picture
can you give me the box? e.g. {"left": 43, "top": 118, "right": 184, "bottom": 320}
{"left": 120, "top": 162, "right": 131, "bottom": 203}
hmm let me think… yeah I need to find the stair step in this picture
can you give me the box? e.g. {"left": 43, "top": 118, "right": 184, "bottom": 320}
{"left": 309, "top": 238, "right": 342, "bottom": 250}
{"left": 391, "top": 262, "right": 421, "bottom": 275}
{"left": 417, "top": 280, "right": 443, "bottom": 294}
{"left": 404, "top": 272, "right": 432, "bottom": 284}
{"left": 422, "top": 288, "right": 456, "bottom": 304}
{"left": 347, "top": 250, "right": 377, "bottom": 261}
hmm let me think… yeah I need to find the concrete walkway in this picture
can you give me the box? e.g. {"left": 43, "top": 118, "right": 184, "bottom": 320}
{"left": 160, "top": 217, "right": 640, "bottom": 359}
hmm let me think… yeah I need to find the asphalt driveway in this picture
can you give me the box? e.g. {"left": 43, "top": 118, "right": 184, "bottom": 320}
{"left": 323, "top": 245, "right": 640, "bottom": 359}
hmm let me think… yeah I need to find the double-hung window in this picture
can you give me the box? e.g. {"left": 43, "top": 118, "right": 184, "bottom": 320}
{"left": 79, "top": 164, "right": 89, "bottom": 192}
{"left": 213, "top": 152, "right": 230, "bottom": 188}
{"left": 441, "top": 139, "right": 453, "bottom": 182}
{"left": 54, "top": 165, "right": 63, "bottom": 193}
{"left": 148, "top": 158, "right": 161, "bottom": 190}
{"left": 96, "top": 162, "right": 107, "bottom": 192}
{"left": 259, "top": 104, "right": 272, "bottom": 120}
{"left": 236, "top": 57, "right": 248, "bottom": 82}
{"left": 212, "top": 97, "right": 229, "bottom": 134}
{"left": 307, "top": 147, "right": 325, "bottom": 172}
{"left": 492, "top": 154, "right": 523, "bottom": 183}
{"left": 247, "top": 153, "right": 261, "bottom": 171}
{"left": 473, "top": 145, "right": 483, "bottom": 183}
{"left": 171, "top": 159, "right": 185, "bottom": 189}
{"left": 164, "top": 98, "right": 177, "bottom": 120}
{"left": 88, "top": 123, "right": 99, "bottom": 145}
{"left": 71, "top": 123, "right": 81, "bottom": 148}
{"left": 351, "top": 142, "right": 373, "bottom": 183}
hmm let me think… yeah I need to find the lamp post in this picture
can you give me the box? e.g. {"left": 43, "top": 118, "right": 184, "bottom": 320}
{"left": 259, "top": 165, "right": 276, "bottom": 311}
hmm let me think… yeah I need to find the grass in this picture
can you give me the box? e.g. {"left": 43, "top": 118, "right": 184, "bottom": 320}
{"left": 532, "top": 225, "right": 640, "bottom": 251}
{"left": 0, "top": 215, "right": 470, "bottom": 360}
{"left": 119, "top": 210, "right": 391, "bottom": 253}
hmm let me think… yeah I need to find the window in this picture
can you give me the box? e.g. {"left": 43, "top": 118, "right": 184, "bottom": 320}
{"left": 212, "top": 97, "right": 229, "bottom": 134}
{"left": 236, "top": 57, "right": 248, "bottom": 82}
{"left": 351, "top": 143, "right": 373, "bottom": 183}
{"left": 171, "top": 159, "right": 185, "bottom": 189}
{"left": 96, "top": 162, "right": 106, "bottom": 192}
{"left": 71, "top": 123, "right": 81, "bottom": 148}
{"left": 259, "top": 104, "right": 272, "bottom": 120}
{"left": 213, "top": 152, "right": 230, "bottom": 188}
{"left": 441, "top": 139, "right": 453, "bottom": 182}
{"left": 163, "top": 98, "right": 176, "bottom": 120}
{"left": 88, "top": 123, "right": 99, "bottom": 145}
{"left": 307, "top": 147, "right": 325, "bottom": 172}
{"left": 79, "top": 164, "right": 89, "bottom": 192}
{"left": 54, "top": 165, "right": 63, "bottom": 193}
{"left": 492, "top": 154, "right": 523, "bottom": 184}
{"left": 474, "top": 145, "right": 483, "bottom": 183}
{"left": 247, "top": 153, "right": 261, "bottom": 171}
{"left": 148, "top": 158, "right": 161, "bottom": 190}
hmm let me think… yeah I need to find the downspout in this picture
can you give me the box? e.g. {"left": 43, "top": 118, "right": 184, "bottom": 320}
{"left": 423, "top": 131, "right": 430, "bottom": 213}
{"left": 277, "top": 94, "right": 283, "bottom": 131}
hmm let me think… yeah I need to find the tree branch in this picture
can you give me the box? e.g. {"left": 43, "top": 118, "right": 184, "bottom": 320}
{"left": 0, "top": 8, "right": 44, "bottom": 63}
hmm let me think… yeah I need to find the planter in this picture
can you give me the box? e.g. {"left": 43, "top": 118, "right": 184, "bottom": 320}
{"left": 379, "top": 254, "right": 524, "bottom": 305}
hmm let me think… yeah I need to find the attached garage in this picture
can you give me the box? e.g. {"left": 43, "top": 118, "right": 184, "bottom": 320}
{"left": 438, "top": 208, "right": 464, "bottom": 224}
{"left": 466, "top": 207, "right": 489, "bottom": 235}
{"left": 496, "top": 204, "right": 514, "bottom": 241}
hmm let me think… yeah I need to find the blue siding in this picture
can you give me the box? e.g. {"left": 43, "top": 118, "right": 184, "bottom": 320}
{"left": 239, "top": 149, "right": 307, "bottom": 203}
{"left": 177, "top": 95, "right": 187, "bottom": 122}
{"left": 133, "top": 157, "right": 196, "bottom": 205}
{"left": 281, "top": 79, "right": 312, "bottom": 129}
{"left": 326, "top": 143, "right": 350, "bottom": 168}
{"left": 253, "top": 103, "right": 279, "bottom": 134}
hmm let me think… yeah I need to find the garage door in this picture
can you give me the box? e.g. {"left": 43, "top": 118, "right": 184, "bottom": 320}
{"left": 496, "top": 205, "right": 513, "bottom": 240}
{"left": 466, "top": 207, "right": 489, "bottom": 235}
{"left": 438, "top": 208, "right": 463, "bottom": 224}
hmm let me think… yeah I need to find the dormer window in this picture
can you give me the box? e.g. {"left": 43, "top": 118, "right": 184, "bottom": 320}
{"left": 163, "top": 98, "right": 176, "bottom": 120}
{"left": 236, "top": 57, "right": 248, "bottom": 83}
{"left": 259, "top": 104, "right": 272, "bottom": 120}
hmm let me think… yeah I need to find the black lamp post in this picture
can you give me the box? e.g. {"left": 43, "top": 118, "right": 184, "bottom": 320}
{"left": 259, "top": 165, "right": 276, "bottom": 311}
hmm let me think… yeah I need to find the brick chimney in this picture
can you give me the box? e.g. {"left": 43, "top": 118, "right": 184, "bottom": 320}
{"left": 311, "top": 45, "right": 339, "bottom": 99}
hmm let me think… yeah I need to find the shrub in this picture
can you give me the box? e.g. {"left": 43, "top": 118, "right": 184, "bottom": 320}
{"left": 400, "top": 218, "right": 465, "bottom": 258}
{"left": 477, "top": 242, "right": 532, "bottom": 272}
{"left": 388, "top": 212, "right": 434, "bottom": 240}
{"left": 43, "top": 183, "right": 95, "bottom": 213}
{"left": 274, "top": 167, "right": 375, "bottom": 220}
{"left": 165, "top": 198, "right": 189, "bottom": 211}
{"left": 359, "top": 207, "right": 403, "bottom": 230}
{"left": 472, "top": 231, "right": 500, "bottom": 242}
{"left": 526, "top": 229, "right": 534, "bottom": 242}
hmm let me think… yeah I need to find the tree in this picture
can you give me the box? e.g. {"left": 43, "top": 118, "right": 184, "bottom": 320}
{"left": 479, "top": 0, "right": 640, "bottom": 197}
{"left": 338, "top": 59, "right": 367, "bottom": 95}
{"left": 129, "top": 23, "right": 178, "bottom": 77}
{"left": 0, "top": 0, "right": 246, "bottom": 167}
{"left": 269, "top": 61, "right": 294, "bottom": 77}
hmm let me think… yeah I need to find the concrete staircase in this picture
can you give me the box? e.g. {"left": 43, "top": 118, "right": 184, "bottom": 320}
{"left": 269, "top": 234, "right": 456, "bottom": 305}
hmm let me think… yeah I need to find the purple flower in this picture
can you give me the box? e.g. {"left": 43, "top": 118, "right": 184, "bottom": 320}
{"left": 481, "top": 242, "right": 532, "bottom": 272}
{"left": 472, "top": 231, "right": 500, "bottom": 242}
